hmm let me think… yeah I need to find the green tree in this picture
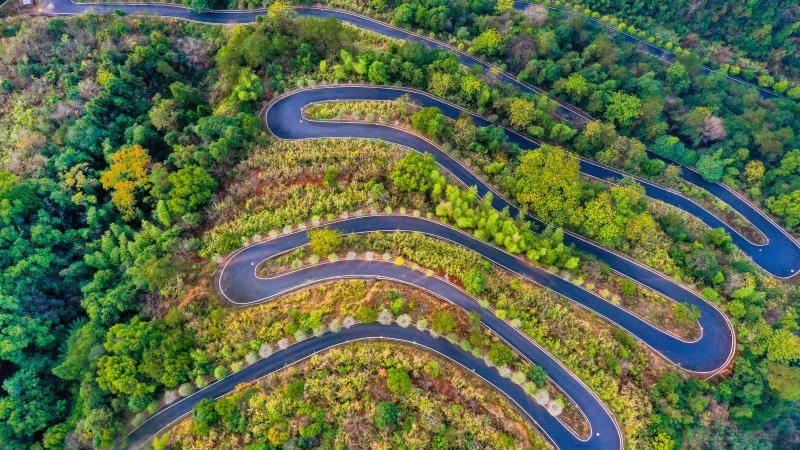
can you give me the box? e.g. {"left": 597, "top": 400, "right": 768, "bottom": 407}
{"left": 768, "top": 190, "right": 800, "bottom": 229}
{"left": 766, "top": 329, "right": 800, "bottom": 363}
{"left": 307, "top": 228, "right": 343, "bottom": 256}
{"left": 527, "top": 364, "right": 547, "bottom": 387}
{"left": 766, "top": 363, "right": 800, "bottom": 401}
{"left": 368, "top": 61, "right": 388, "bottom": 84}
{"left": 189, "top": 0, "right": 212, "bottom": 13}
{"left": 391, "top": 152, "right": 443, "bottom": 193}
{"left": 193, "top": 398, "right": 220, "bottom": 435}
{"left": 488, "top": 344, "right": 514, "bottom": 366}
{"left": 410, "top": 107, "right": 446, "bottom": 140}
{"left": 386, "top": 367, "right": 412, "bottom": 394}
{"left": 666, "top": 63, "right": 690, "bottom": 94}
{"left": 374, "top": 401, "right": 399, "bottom": 428}
{"left": 431, "top": 310, "right": 456, "bottom": 334}
{"left": 696, "top": 154, "right": 725, "bottom": 182}
{"left": 604, "top": 91, "right": 641, "bottom": 127}
{"left": 166, "top": 165, "right": 218, "bottom": 218}
{"left": 582, "top": 193, "right": 623, "bottom": 245}
{"left": 462, "top": 266, "right": 487, "bottom": 296}
{"left": 508, "top": 98, "right": 536, "bottom": 129}
{"left": 470, "top": 29, "right": 505, "bottom": 56}
{"left": 514, "top": 145, "right": 582, "bottom": 226}
{"left": 453, "top": 113, "right": 477, "bottom": 149}
{"left": 563, "top": 73, "right": 589, "bottom": 99}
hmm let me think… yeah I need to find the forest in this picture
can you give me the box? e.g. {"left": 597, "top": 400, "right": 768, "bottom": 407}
{"left": 0, "top": 1, "right": 799, "bottom": 449}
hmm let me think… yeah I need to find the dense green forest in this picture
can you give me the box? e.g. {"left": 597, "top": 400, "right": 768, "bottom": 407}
{"left": 1, "top": 2, "right": 799, "bottom": 449}
{"left": 309, "top": 0, "right": 800, "bottom": 233}
{"left": 571, "top": 0, "right": 800, "bottom": 82}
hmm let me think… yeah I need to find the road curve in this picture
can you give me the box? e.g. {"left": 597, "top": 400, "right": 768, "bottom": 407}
{"left": 214, "top": 233, "right": 626, "bottom": 449}
{"left": 35, "top": 2, "right": 777, "bottom": 447}
{"left": 123, "top": 84, "right": 737, "bottom": 449}
{"left": 122, "top": 326, "right": 616, "bottom": 450}
{"left": 46, "top": 0, "right": 800, "bottom": 277}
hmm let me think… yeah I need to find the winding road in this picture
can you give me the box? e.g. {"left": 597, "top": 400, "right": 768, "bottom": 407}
{"left": 45, "top": 0, "right": 800, "bottom": 277}
{"left": 38, "top": 2, "right": 798, "bottom": 448}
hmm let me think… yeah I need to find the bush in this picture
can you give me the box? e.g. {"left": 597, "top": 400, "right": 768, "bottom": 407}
{"left": 497, "top": 365, "right": 512, "bottom": 378}
{"left": 374, "top": 401, "right": 399, "bottom": 428}
{"left": 619, "top": 278, "right": 638, "bottom": 296}
{"left": 259, "top": 343, "right": 273, "bottom": 358}
{"left": 213, "top": 365, "right": 229, "bottom": 380}
{"left": 342, "top": 317, "right": 357, "bottom": 329}
{"left": 386, "top": 367, "right": 412, "bottom": 394}
{"left": 546, "top": 399, "right": 564, "bottom": 416}
{"left": 245, "top": 351, "right": 258, "bottom": 365}
{"left": 356, "top": 305, "right": 377, "bottom": 323}
{"left": 527, "top": 364, "right": 547, "bottom": 387}
{"left": 488, "top": 344, "right": 514, "bottom": 366}
{"left": 397, "top": 314, "right": 412, "bottom": 327}
{"left": 431, "top": 310, "right": 456, "bottom": 334}
{"left": 278, "top": 338, "right": 290, "bottom": 350}
{"left": 163, "top": 389, "right": 179, "bottom": 404}
{"left": 534, "top": 389, "right": 550, "bottom": 405}
{"left": 178, "top": 383, "right": 195, "bottom": 397}
{"left": 308, "top": 228, "right": 343, "bottom": 256}
{"left": 424, "top": 360, "right": 442, "bottom": 377}
{"left": 377, "top": 309, "right": 393, "bottom": 325}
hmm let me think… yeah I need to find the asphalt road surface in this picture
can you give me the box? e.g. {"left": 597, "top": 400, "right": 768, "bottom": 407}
{"left": 39, "top": 2, "right": 797, "bottom": 448}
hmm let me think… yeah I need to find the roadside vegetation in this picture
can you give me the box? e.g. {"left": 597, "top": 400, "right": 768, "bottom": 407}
{"left": 0, "top": 5, "right": 799, "bottom": 450}
{"left": 156, "top": 342, "right": 548, "bottom": 449}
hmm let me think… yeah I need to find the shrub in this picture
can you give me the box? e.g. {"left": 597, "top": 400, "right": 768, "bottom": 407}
{"left": 527, "top": 364, "right": 547, "bottom": 387}
{"left": 343, "top": 317, "right": 357, "bottom": 329}
{"left": 277, "top": 338, "right": 290, "bottom": 350}
{"left": 308, "top": 228, "right": 343, "bottom": 256}
{"left": 546, "top": 399, "right": 564, "bottom": 416}
{"left": 259, "top": 343, "right": 273, "bottom": 358}
{"left": 415, "top": 318, "right": 429, "bottom": 331}
{"left": 497, "top": 365, "right": 512, "bottom": 378}
{"left": 195, "top": 376, "right": 209, "bottom": 389}
{"left": 163, "top": 389, "right": 179, "bottom": 404}
{"left": 386, "top": 367, "right": 412, "bottom": 394}
{"left": 758, "top": 74, "right": 775, "bottom": 88}
{"left": 356, "top": 306, "right": 378, "bottom": 323}
{"left": 313, "top": 324, "right": 327, "bottom": 337}
{"left": 178, "top": 383, "right": 195, "bottom": 397}
{"left": 213, "top": 365, "right": 229, "bottom": 380}
{"left": 374, "top": 401, "right": 399, "bottom": 429}
{"left": 245, "top": 351, "right": 258, "bottom": 365}
{"left": 431, "top": 310, "right": 456, "bottom": 334}
{"left": 534, "top": 389, "right": 550, "bottom": 405}
{"left": 396, "top": 314, "right": 412, "bottom": 327}
{"left": 294, "top": 329, "right": 308, "bottom": 342}
{"left": 377, "top": 309, "right": 393, "bottom": 325}
{"left": 329, "top": 319, "right": 342, "bottom": 332}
